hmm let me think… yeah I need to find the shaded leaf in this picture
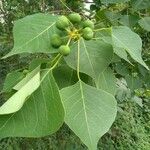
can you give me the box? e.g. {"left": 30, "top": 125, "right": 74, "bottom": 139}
{"left": 2, "top": 71, "right": 25, "bottom": 93}
{"left": 0, "top": 67, "right": 40, "bottom": 114}
{"left": 138, "top": 17, "right": 150, "bottom": 32}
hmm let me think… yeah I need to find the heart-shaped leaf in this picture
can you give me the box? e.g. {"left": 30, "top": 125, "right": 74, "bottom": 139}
{"left": 61, "top": 80, "right": 117, "bottom": 150}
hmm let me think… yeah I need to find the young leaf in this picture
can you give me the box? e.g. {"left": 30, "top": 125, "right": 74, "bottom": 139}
{"left": 138, "top": 17, "right": 150, "bottom": 32}
{"left": 3, "top": 13, "right": 58, "bottom": 58}
{"left": 96, "top": 68, "right": 117, "bottom": 96}
{"left": 65, "top": 38, "right": 113, "bottom": 81}
{"left": 112, "top": 26, "right": 149, "bottom": 70}
{"left": 60, "top": 80, "right": 117, "bottom": 150}
{"left": 0, "top": 70, "right": 64, "bottom": 138}
{"left": 0, "top": 67, "right": 40, "bottom": 114}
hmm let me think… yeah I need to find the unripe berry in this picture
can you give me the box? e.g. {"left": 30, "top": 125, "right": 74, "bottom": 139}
{"left": 82, "top": 20, "right": 94, "bottom": 29}
{"left": 51, "top": 34, "right": 62, "bottom": 48}
{"left": 59, "top": 45, "right": 70, "bottom": 56}
{"left": 82, "top": 27, "right": 94, "bottom": 40}
{"left": 56, "top": 16, "right": 70, "bottom": 30}
{"left": 68, "top": 13, "right": 81, "bottom": 23}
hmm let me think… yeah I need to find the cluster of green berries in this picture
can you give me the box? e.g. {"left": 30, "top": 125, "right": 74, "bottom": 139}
{"left": 50, "top": 13, "right": 94, "bottom": 56}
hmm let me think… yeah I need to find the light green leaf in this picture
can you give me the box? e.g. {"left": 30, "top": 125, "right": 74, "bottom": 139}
{"left": 0, "top": 70, "right": 64, "bottom": 138}
{"left": 138, "top": 17, "right": 150, "bottom": 32}
{"left": 0, "top": 67, "right": 40, "bottom": 114}
{"left": 61, "top": 80, "right": 117, "bottom": 150}
{"left": 2, "top": 71, "right": 25, "bottom": 93}
{"left": 96, "top": 68, "right": 117, "bottom": 96}
{"left": 65, "top": 38, "right": 113, "bottom": 81}
{"left": 3, "top": 13, "right": 58, "bottom": 58}
{"left": 112, "top": 26, "right": 149, "bottom": 70}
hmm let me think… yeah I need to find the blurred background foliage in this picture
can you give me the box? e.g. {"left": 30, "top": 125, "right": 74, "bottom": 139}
{"left": 0, "top": 0, "right": 150, "bottom": 149}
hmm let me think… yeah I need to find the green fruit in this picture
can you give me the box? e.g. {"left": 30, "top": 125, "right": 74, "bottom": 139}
{"left": 56, "top": 16, "right": 70, "bottom": 30}
{"left": 68, "top": 13, "right": 81, "bottom": 23}
{"left": 59, "top": 45, "right": 70, "bottom": 56}
{"left": 82, "top": 20, "right": 94, "bottom": 29}
{"left": 51, "top": 34, "right": 62, "bottom": 48}
{"left": 82, "top": 27, "right": 94, "bottom": 40}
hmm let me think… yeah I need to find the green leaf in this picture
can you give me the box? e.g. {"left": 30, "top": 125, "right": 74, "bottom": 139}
{"left": 0, "top": 70, "right": 64, "bottom": 138}
{"left": 138, "top": 17, "right": 150, "bottom": 32}
{"left": 96, "top": 68, "right": 117, "bottom": 96}
{"left": 114, "top": 47, "right": 131, "bottom": 63}
{"left": 3, "top": 13, "right": 58, "bottom": 58}
{"left": 53, "top": 65, "right": 77, "bottom": 89}
{"left": 65, "top": 38, "right": 113, "bottom": 81}
{"left": 0, "top": 67, "right": 40, "bottom": 114}
{"left": 131, "top": 0, "right": 150, "bottom": 10}
{"left": 125, "top": 74, "right": 143, "bottom": 91}
{"left": 29, "top": 58, "right": 50, "bottom": 71}
{"left": 61, "top": 80, "right": 117, "bottom": 150}
{"left": 95, "top": 29, "right": 131, "bottom": 63}
{"left": 101, "top": 0, "right": 129, "bottom": 4}
{"left": 2, "top": 71, "right": 25, "bottom": 93}
{"left": 112, "top": 26, "right": 149, "bottom": 70}
{"left": 119, "top": 15, "right": 139, "bottom": 28}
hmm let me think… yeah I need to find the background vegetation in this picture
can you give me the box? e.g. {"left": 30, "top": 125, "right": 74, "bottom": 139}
{"left": 0, "top": 0, "right": 150, "bottom": 149}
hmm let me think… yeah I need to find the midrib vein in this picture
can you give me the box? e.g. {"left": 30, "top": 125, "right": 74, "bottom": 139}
{"left": 79, "top": 81, "right": 93, "bottom": 148}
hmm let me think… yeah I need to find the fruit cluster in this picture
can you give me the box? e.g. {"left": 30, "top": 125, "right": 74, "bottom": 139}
{"left": 50, "top": 13, "right": 94, "bottom": 56}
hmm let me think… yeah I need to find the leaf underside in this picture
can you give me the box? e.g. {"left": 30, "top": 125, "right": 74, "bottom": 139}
{"left": 0, "top": 70, "right": 64, "bottom": 138}
{"left": 61, "top": 80, "right": 117, "bottom": 150}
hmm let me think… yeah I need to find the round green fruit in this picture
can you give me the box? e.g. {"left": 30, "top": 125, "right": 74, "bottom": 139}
{"left": 82, "top": 20, "right": 94, "bottom": 29}
{"left": 59, "top": 45, "right": 70, "bottom": 56}
{"left": 51, "top": 34, "right": 62, "bottom": 48}
{"left": 82, "top": 27, "right": 94, "bottom": 40}
{"left": 68, "top": 13, "right": 81, "bottom": 23}
{"left": 56, "top": 16, "right": 70, "bottom": 30}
